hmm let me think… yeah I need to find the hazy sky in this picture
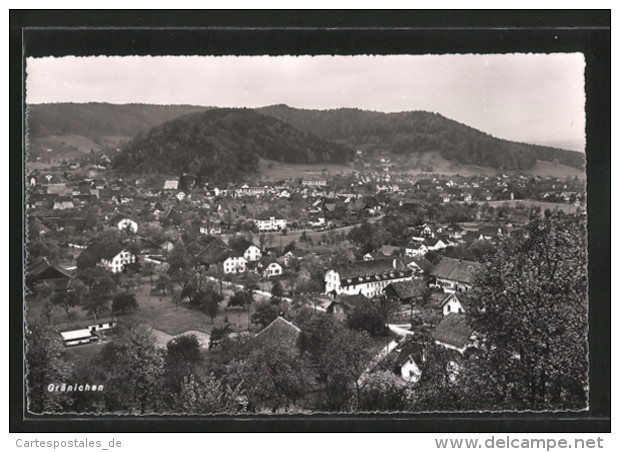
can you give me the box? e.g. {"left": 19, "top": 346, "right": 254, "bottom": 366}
{"left": 26, "top": 54, "right": 586, "bottom": 150}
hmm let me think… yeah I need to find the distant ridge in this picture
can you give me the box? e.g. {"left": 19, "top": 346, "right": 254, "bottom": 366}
{"left": 27, "top": 102, "right": 210, "bottom": 138}
{"left": 27, "top": 102, "right": 585, "bottom": 173}
{"left": 258, "top": 104, "right": 585, "bottom": 171}
{"left": 112, "top": 108, "right": 353, "bottom": 179}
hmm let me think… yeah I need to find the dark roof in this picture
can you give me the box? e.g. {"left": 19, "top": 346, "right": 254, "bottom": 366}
{"left": 255, "top": 211, "right": 284, "bottom": 220}
{"left": 81, "top": 242, "right": 126, "bottom": 261}
{"left": 332, "top": 259, "right": 395, "bottom": 279}
{"left": 411, "top": 256, "right": 432, "bottom": 273}
{"left": 428, "top": 291, "right": 448, "bottom": 309}
{"left": 440, "top": 293, "right": 461, "bottom": 307}
{"left": 336, "top": 294, "right": 370, "bottom": 310}
{"left": 430, "top": 257, "right": 483, "bottom": 284}
{"left": 29, "top": 257, "right": 72, "bottom": 280}
{"left": 432, "top": 313, "right": 473, "bottom": 349}
{"left": 197, "top": 243, "right": 243, "bottom": 264}
{"left": 478, "top": 225, "right": 502, "bottom": 236}
{"left": 461, "top": 231, "right": 481, "bottom": 243}
{"left": 230, "top": 238, "right": 258, "bottom": 254}
{"left": 384, "top": 280, "right": 427, "bottom": 301}
{"left": 254, "top": 316, "right": 301, "bottom": 349}
{"left": 394, "top": 342, "right": 424, "bottom": 367}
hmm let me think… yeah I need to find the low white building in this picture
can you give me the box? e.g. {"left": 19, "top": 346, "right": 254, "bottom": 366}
{"left": 254, "top": 214, "right": 287, "bottom": 232}
{"left": 301, "top": 176, "right": 327, "bottom": 186}
{"left": 325, "top": 259, "right": 413, "bottom": 298}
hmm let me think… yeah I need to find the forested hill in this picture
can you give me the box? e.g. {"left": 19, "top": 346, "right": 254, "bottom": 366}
{"left": 258, "top": 104, "right": 585, "bottom": 171}
{"left": 26, "top": 103, "right": 209, "bottom": 138}
{"left": 112, "top": 108, "right": 353, "bottom": 178}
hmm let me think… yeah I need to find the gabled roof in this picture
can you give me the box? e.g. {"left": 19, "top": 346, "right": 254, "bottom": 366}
{"left": 328, "top": 294, "right": 371, "bottom": 314}
{"left": 230, "top": 238, "right": 259, "bottom": 254}
{"left": 331, "top": 259, "right": 395, "bottom": 279}
{"left": 432, "top": 313, "right": 473, "bottom": 349}
{"left": 410, "top": 256, "right": 432, "bottom": 273}
{"left": 430, "top": 257, "right": 483, "bottom": 284}
{"left": 255, "top": 211, "right": 285, "bottom": 221}
{"left": 384, "top": 280, "right": 427, "bottom": 301}
{"left": 29, "top": 257, "right": 73, "bottom": 279}
{"left": 81, "top": 242, "right": 127, "bottom": 261}
{"left": 254, "top": 316, "right": 301, "bottom": 349}
{"left": 394, "top": 342, "right": 424, "bottom": 367}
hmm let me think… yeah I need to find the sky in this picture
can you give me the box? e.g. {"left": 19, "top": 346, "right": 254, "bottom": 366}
{"left": 25, "top": 54, "right": 586, "bottom": 151}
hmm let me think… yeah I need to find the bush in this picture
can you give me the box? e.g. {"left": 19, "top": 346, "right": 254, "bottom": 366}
{"left": 112, "top": 293, "right": 138, "bottom": 314}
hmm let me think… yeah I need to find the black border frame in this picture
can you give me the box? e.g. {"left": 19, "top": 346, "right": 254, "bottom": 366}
{"left": 10, "top": 9, "right": 611, "bottom": 433}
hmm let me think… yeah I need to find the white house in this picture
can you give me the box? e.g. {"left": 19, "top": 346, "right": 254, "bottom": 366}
{"left": 222, "top": 254, "right": 247, "bottom": 274}
{"left": 254, "top": 213, "right": 287, "bottom": 232}
{"left": 80, "top": 243, "right": 136, "bottom": 274}
{"left": 261, "top": 260, "right": 283, "bottom": 278}
{"left": 440, "top": 292, "right": 465, "bottom": 317}
{"left": 394, "top": 343, "right": 425, "bottom": 383}
{"left": 324, "top": 259, "right": 413, "bottom": 298}
{"left": 405, "top": 241, "right": 428, "bottom": 257}
{"left": 229, "top": 239, "right": 262, "bottom": 262}
{"left": 110, "top": 215, "right": 138, "bottom": 233}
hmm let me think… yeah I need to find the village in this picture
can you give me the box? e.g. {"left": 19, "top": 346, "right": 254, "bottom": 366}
{"left": 23, "top": 144, "right": 588, "bottom": 414}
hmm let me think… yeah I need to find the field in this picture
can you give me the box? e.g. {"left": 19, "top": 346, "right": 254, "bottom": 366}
{"left": 400, "top": 151, "right": 585, "bottom": 180}
{"left": 258, "top": 158, "right": 357, "bottom": 180}
{"left": 26, "top": 276, "right": 271, "bottom": 362}
{"left": 485, "top": 199, "right": 582, "bottom": 214}
{"left": 27, "top": 134, "right": 130, "bottom": 160}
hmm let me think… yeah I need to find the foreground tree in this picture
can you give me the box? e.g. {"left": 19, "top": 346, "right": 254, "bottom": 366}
{"left": 465, "top": 210, "right": 588, "bottom": 410}
{"left": 299, "top": 313, "right": 374, "bottom": 411}
{"left": 25, "top": 324, "right": 74, "bottom": 413}
{"left": 96, "top": 323, "right": 165, "bottom": 413}
{"left": 163, "top": 334, "right": 203, "bottom": 397}
{"left": 175, "top": 374, "right": 247, "bottom": 414}
{"left": 228, "top": 338, "right": 311, "bottom": 412}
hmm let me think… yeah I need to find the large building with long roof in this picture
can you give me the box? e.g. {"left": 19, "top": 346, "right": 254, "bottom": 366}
{"left": 324, "top": 258, "right": 413, "bottom": 298}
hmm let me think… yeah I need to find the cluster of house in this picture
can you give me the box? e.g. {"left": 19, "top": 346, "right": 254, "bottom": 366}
{"left": 403, "top": 222, "right": 505, "bottom": 258}
{"left": 196, "top": 238, "right": 284, "bottom": 278}
{"left": 322, "top": 251, "right": 484, "bottom": 384}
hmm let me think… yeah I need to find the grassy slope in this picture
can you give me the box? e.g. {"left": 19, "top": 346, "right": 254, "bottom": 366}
{"left": 258, "top": 151, "right": 585, "bottom": 180}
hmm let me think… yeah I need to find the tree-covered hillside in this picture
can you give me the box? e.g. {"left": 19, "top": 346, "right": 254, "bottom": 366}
{"left": 112, "top": 108, "right": 354, "bottom": 178}
{"left": 259, "top": 105, "right": 585, "bottom": 171}
{"left": 27, "top": 103, "right": 209, "bottom": 138}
